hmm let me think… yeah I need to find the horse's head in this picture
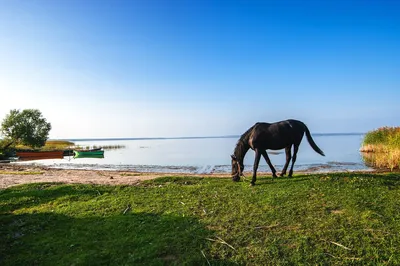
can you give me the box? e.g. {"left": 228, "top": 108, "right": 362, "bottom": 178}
{"left": 231, "top": 154, "right": 243, "bottom": 182}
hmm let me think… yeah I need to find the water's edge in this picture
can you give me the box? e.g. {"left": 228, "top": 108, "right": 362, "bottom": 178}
{"left": 15, "top": 161, "right": 373, "bottom": 174}
{"left": 15, "top": 134, "right": 371, "bottom": 174}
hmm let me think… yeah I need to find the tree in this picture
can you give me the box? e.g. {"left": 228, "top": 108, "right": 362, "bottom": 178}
{"left": 1, "top": 109, "right": 52, "bottom": 149}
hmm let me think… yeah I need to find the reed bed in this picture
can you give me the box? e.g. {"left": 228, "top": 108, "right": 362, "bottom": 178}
{"left": 43, "top": 140, "right": 75, "bottom": 151}
{"left": 360, "top": 127, "right": 400, "bottom": 170}
{"left": 71, "top": 145, "right": 126, "bottom": 150}
{"left": 14, "top": 140, "right": 75, "bottom": 151}
{"left": 92, "top": 145, "right": 126, "bottom": 150}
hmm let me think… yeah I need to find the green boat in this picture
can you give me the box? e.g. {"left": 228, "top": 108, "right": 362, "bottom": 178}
{"left": 73, "top": 150, "right": 104, "bottom": 159}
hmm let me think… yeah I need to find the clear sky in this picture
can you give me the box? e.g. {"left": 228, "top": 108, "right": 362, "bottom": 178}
{"left": 0, "top": 0, "right": 399, "bottom": 139}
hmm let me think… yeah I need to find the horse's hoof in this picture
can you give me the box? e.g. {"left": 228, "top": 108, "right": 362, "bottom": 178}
{"left": 250, "top": 182, "right": 255, "bottom": 186}
{"left": 232, "top": 177, "right": 240, "bottom": 182}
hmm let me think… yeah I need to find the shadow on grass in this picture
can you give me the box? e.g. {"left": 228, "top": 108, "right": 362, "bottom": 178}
{"left": 236, "top": 175, "right": 311, "bottom": 186}
{"left": 0, "top": 183, "right": 113, "bottom": 212}
{"left": 0, "top": 211, "right": 230, "bottom": 266}
{"left": 0, "top": 184, "right": 236, "bottom": 266}
{"left": 237, "top": 172, "right": 400, "bottom": 186}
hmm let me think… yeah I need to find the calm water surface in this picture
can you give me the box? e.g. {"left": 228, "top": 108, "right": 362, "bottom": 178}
{"left": 16, "top": 134, "right": 371, "bottom": 174}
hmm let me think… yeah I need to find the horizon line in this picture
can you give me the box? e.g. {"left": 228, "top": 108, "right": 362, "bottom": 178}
{"left": 52, "top": 132, "right": 365, "bottom": 142}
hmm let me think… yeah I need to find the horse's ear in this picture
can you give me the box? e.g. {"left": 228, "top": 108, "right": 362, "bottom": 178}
{"left": 231, "top": 154, "right": 237, "bottom": 160}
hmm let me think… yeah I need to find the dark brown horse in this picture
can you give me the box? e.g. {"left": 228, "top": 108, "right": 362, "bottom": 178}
{"left": 231, "top": 119, "right": 325, "bottom": 185}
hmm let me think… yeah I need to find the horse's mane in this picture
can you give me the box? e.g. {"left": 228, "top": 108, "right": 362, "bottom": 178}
{"left": 233, "top": 124, "right": 255, "bottom": 161}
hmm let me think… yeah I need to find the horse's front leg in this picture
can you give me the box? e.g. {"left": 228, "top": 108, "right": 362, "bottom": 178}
{"left": 288, "top": 145, "right": 299, "bottom": 177}
{"left": 251, "top": 149, "right": 262, "bottom": 186}
{"left": 261, "top": 150, "right": 277, "bottom": 178}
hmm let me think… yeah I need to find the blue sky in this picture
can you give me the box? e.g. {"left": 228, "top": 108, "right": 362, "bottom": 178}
{"left": 0, "top": 0, "right": 399, "bottom": 138}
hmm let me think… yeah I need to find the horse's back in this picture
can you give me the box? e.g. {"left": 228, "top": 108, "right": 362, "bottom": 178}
{"left": 253, "top": 120, "right": 304, "bottom": 133}
{"left": 249, "top": 119, "right": 305, "bottom": 149}
{"left": 286, "top": 119, "right": 305, "bottom": 127}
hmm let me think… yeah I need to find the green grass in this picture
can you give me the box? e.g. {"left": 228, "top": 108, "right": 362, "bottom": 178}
{"left": 361, "top": 127, "right": 400, "bottom": 170}
{"left": 1, "top": 173, "right": 400, "bottom": 265}
{"left": 120, "top": 172, "right": 147, "bottom": 176}
{"left": 0, "top": 171, "right": 44, "bottom": 175}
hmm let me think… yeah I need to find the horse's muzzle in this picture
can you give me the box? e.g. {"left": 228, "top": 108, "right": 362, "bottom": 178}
{"left": 232, "top": 175, "right": 240, "bottom": 182}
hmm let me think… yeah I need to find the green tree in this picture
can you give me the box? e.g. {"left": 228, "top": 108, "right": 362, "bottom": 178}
{"left": 1, "top": 109, "right": 52, "bottom": 149}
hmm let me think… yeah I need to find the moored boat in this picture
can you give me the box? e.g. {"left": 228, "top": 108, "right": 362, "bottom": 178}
{"left": 16, "top": 150, "right": 64, "bottom": 160}
{"left": 64, "top": 148, "right": 102, "bottom": 156}
{"left": 73, "top": 150, "right": 104, "bottom": 159}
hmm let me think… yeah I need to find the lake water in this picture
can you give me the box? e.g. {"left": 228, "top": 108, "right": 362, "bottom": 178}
{"left": 15, "top": 134, "right": 373, "bottom": 174}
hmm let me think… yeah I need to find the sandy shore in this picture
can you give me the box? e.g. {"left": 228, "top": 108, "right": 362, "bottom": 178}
{"left": 1, "top": 163, "right": 386, "bottom": 189}
{"left": 0, "top": 164, "right": 234, "bottom": 189}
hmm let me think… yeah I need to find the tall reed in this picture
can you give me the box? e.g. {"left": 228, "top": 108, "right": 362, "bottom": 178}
{"left": 360, "top": 127, "right": 400, "bottom": 170}
{"left": 15, "top": 140, "right": 75, "bottom": 151}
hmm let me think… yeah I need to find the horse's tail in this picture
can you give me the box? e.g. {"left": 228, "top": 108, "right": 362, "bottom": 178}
{"left": 304, "top": 125, "right": 325, "bottom": 156}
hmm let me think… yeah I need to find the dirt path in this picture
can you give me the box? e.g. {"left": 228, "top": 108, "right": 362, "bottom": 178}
{"left": 1, "top": 163, "right": 386, "bottom": 189}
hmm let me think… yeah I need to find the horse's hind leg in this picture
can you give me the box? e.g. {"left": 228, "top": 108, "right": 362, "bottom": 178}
{"left": 288, "top": 145, "right": 299, "bottom": 177}
{"left": 261, "top": 150, "right": 277, "bottom": 178}
{"left": 280, "top": 146, "right": 292, "bottom": 176}
{"left": 251, "top": 149, "right": 262, "bottom": 186}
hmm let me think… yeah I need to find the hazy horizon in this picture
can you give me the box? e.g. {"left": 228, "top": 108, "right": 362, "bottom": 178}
{"left": 54, "top": 132, "right": 365, "bottom": 142}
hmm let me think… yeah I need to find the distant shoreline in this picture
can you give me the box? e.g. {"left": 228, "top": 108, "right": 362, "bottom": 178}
{"left": 53, "top": 132, "right": 365, "bottom": 142}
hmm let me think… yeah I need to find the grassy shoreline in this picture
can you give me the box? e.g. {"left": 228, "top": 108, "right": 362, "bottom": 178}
{"left": 1, "top": 172, "right": 399, "bottom": 265}
{"left": 360, "top": 127, "right": 400, "bottom": 170}
{"left": 15, "top": 140, "right": 124, "bottom": 152}
{"left": 0, "top": 141, "right": 124, "bottom": 160}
